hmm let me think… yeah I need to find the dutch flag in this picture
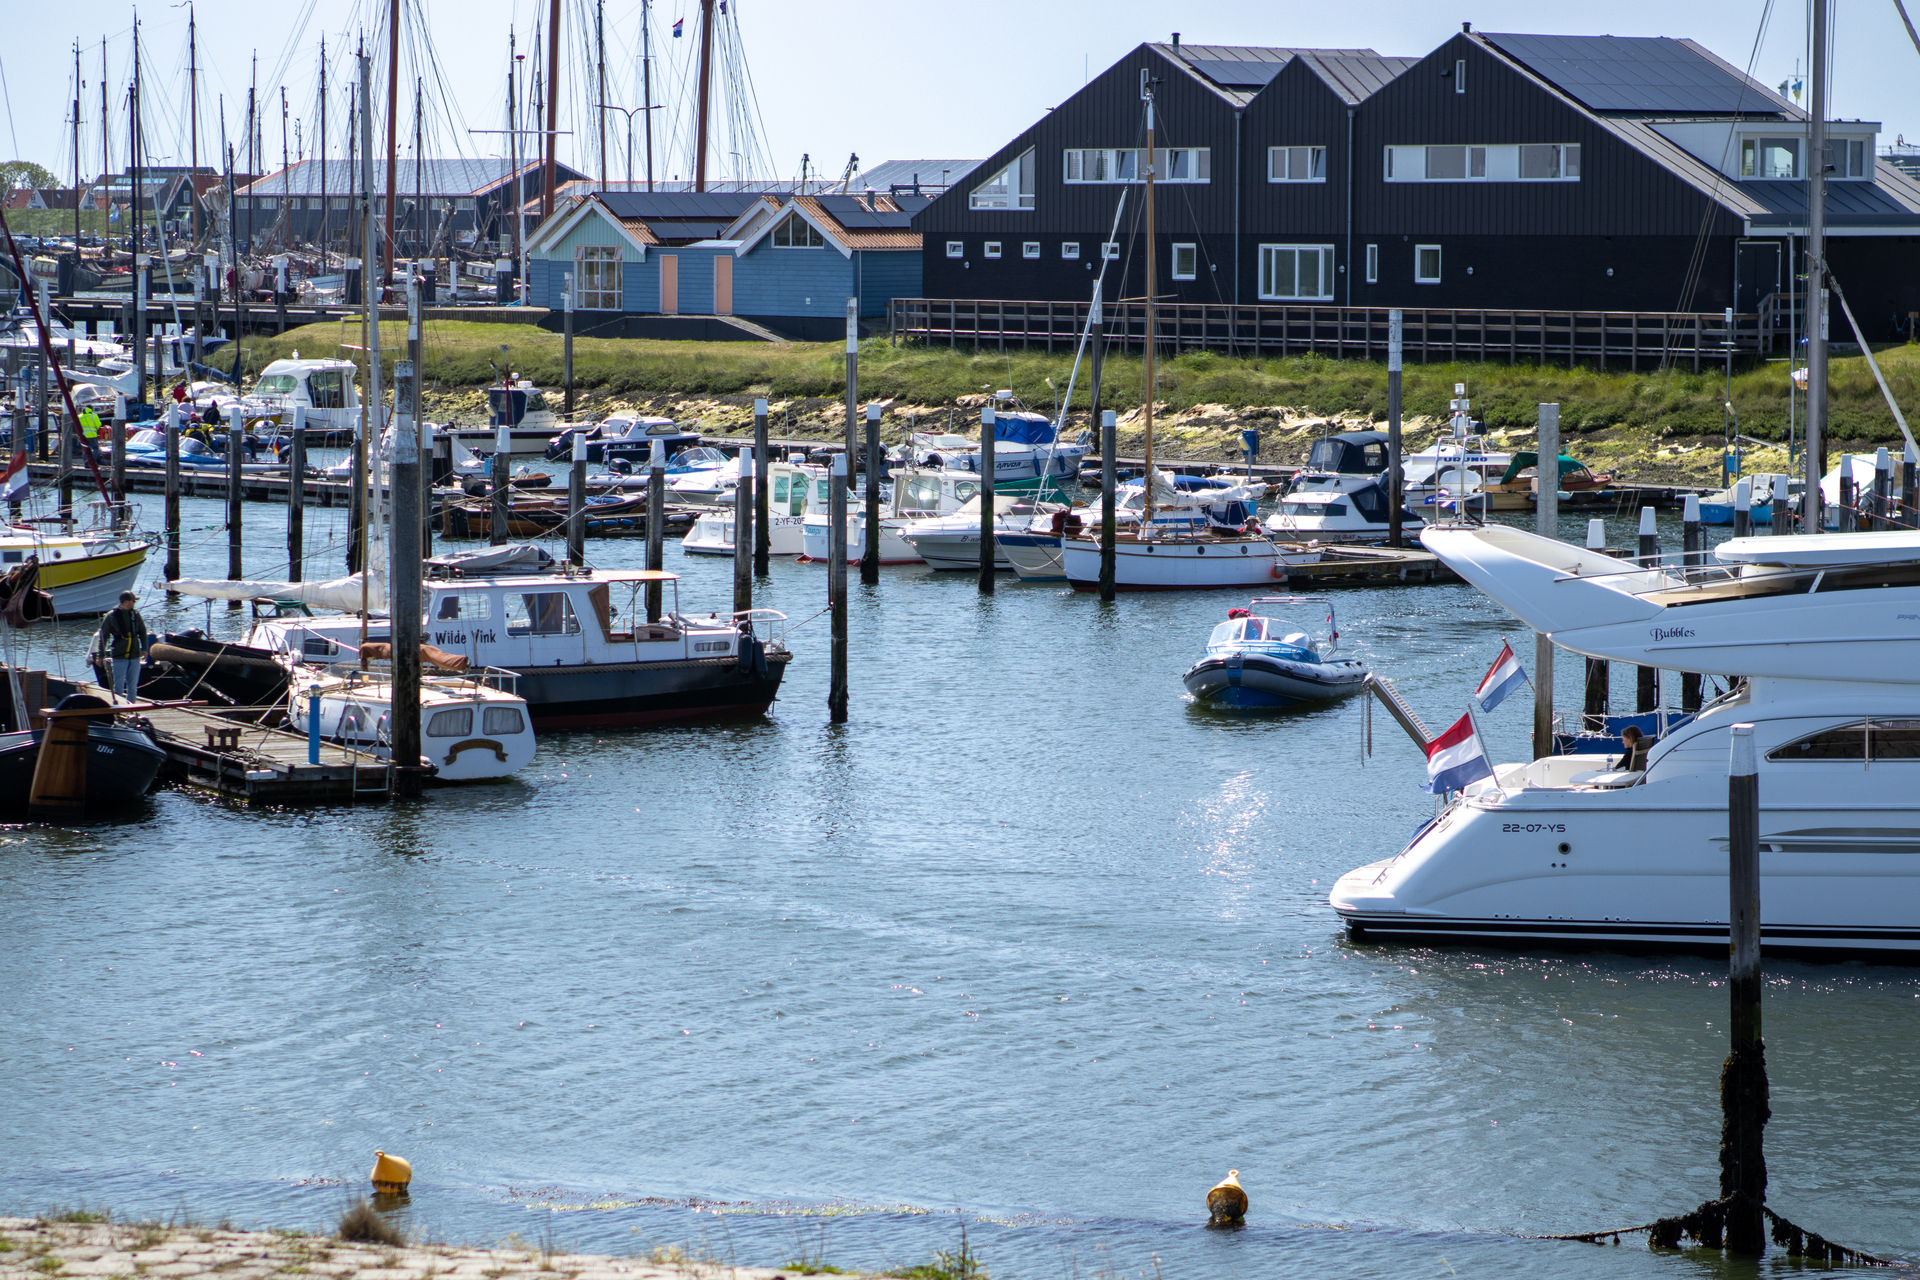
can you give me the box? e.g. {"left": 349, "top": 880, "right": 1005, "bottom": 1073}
{"left": 1424, "top": 709, "right": 1494, "bottom": 795}
{"left": 672, "top": 17, "right": 684, "bottom": 36}
{"left": 1474, "top": 640, "right": 1527, "bottom": 713}
{"left": 0, "top": 450, "right": 27, "bottom": 502}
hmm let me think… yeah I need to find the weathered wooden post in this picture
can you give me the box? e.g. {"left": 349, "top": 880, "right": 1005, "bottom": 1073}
{"left": 163, "top": 405, "right": 181, "bottom": 586}
{"left": 1873, "top": 446, "right": 1891, "bottom": 531}
{"left": 567, "top": 425, "right": 587, "bottom": 567}
{"left": 1532, "top": 402, "right": 1559, "bottom": 760}
{"left": 490, "top": 423, "right": 511, "bottom": 546}
{"left": 1904, "top": 443, "right": 1918, "bottom": 529}
{"left": 1771, "top": 472, "right": 1791, "bottom": 535}
{"left": 110, "top": 393, "right": 127, "bottom": 520}
{"left": 226, "top": 398, "right": 244, "bottom": 605}
{"left": 1681, "top": 493, "right": 1703, "bottom": 713}
{"left": 389, "top": 364, "right": 425, "bottom": 800}
{"left": 133, "top": 254, "right": 148, "bottom": 406}
{"left": 732, "top": 446, "right": 753, "bottom": 619}
{"left": 1732, "top": 478, "right": 1751, "bottom": 539}
{"left": 752, "top": 396, "right": 770, "bottom": 576}
{"left": 561, "top": 270, "right": 575, "bottom": 417}
{"left": 1583, "top": 519, "right": 1609, "bottom": 732}
{"left": 1387, "top": 309, "right": 1404, "bottom": 548}
{"left": 288, "top": 407, "right": 306, "bottom": 582}
{"left": 1099, "top": 409, "right": 1117, "bottom": 603}
{"left": 861, "top": 403, "right": 881, "bottom": 585}
{"left": 1723, "top": 721, "right": 1768, "bottom": 1255}
{"left": 843, "top": 298, "right": 859, "bottom": 488}
{"left": 36, "top": 341, "right": 49, "bottom": 461}
{"left": 58, "top": 384, "right": 73, "bottom": 533}
{"left": 1636, "top": 506, "right": 1658, "bottom": 714}
{"left": 827, "top": 452, "right": 848, "bottom": 723}
{"left": 978, "top": 404, "right": 996, "bottom": 595}
{"left": 1838, "top": 470, "right": 1856, "bottom": 532}
{"left": 645, "top": 440, "right": 665, "bottom": 623}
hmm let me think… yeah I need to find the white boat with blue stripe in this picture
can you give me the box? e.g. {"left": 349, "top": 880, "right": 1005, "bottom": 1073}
{"left": 1182, "top": 598, "right": 1368, "bottom": 709}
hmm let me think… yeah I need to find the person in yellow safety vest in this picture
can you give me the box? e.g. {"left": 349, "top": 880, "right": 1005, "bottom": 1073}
{"left": 78, "top": 406, "right": 102, "bottom": 446}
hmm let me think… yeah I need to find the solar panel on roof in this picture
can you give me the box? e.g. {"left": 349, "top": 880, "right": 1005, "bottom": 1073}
{"left": 1483, "top": 33, "right": 1791, "bottom": 114}
{"left": 815, "top": 195, "right": 916, "bottom": 228}
{"left": 1185, "top": 58, "right": 1286, "bottom": 88}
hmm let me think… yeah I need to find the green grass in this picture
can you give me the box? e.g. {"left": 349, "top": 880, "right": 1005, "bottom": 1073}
{"left": 236, "top": 320, "right": 1920, "bottom": 446}
{"left": 39, "top": 1208, "right": 110, "bottom": 1225}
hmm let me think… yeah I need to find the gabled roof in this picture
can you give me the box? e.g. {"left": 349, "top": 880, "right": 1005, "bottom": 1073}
{"left": 1154, "top": 44, "right": 1394, "bottom": 106}
{"left": 733, "top": 193, "right": 923, "bottom": 257}
{"left": 1479, "top": 33, "right": 1801, "bottom": 117}
{"left": 523, "top": 193, "right": 660, "bottom": 258}
{"left": 1294, "top": 52, "right": 1421, "bottom": 105}
{"left": 240, "top": 158, "right": 569, "bottom": 198}
{"left": 852, "top": 160, "right": 983, "bottom": 193}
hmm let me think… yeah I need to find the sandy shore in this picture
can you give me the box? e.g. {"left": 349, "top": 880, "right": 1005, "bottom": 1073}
{"left": 0, "top": 1218, "right": 899, "bottom": 1280}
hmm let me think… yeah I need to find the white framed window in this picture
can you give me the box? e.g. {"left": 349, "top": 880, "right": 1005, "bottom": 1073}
{"left": 1267, "top": 146, "right": 1327, "bottom": 182}
{"left": 1061, "top": 242, "right": 1080, "bottom": 260}
{"left": 1415, "top": 245, "right": 1442, "bottom": 284}
{"left": 1257, "top": 244, "right": 1335, "bottom": 300}
{"left": 1101, "top": 241, "right": 1120, "bottom": 260}
{"left": 455, "top": 197, "right": 476, "bottom": 211}
{"left": 574, "top": 244, "right": 622, "bottom": 309}
{"left": 1385, "top": 143, "right": 1578, "bottom": 182}
{"left": 772, "top": 213, "right": 826, "bottom": 248}
{"left": 970, "top": 148, "right": 1035, "bottom": 210}
{"left": 1022, "top": 241, "right": 1041, "bottom": 259}
{"left": 1741, "top": 137, "right": 1800, "bottom": 179}
{"left": 1455, "top": 59, "right": 1466, "bottom": 94}
{"left": 1365, "top": 244, "right": 1379, "bottom": 284}
{"left": 1171, "top": 244, "right": 1198, "bottom": 280}
{"left": 946, "top": 241, "right": 964, "bottom": 259}
{"left": 984, "top": 242, "right": 1003, "bottom": 259}
{"left": 1063, "top": 147, "right": 1210, "bottom": 184}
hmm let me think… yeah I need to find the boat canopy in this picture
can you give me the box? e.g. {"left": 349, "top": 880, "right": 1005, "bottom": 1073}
{"left": 991, "top": 412, "right": 1055, "bottom": 445}
{"left": 1499, "top": 453, "right": 1590, "bottom": 484}
{"left": 1306, "top": 432, "right": 1390, "bottom": 474}
{"left": 170, "top": 572, "right": 387, "bottom": 613}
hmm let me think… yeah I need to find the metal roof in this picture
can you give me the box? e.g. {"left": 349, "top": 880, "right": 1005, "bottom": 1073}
{"left": 852, "top": 160, "right": 982, "bottom": 193}
{"left": 1183, "top": 59, "right": 1286, "bottom": 88}
{"left": 597, "top": 191, "right": 768, "bottom": 220}
{"left": 240, "top": 158, "right": 563, "bottom": 197}
{"left": 1295, "top": 52, "right": 1421, "bottom": 104}
{"left": 1740, "top": 168, "right": 1920, "bottom": 228}
{"left": 1158, "top": 45, "right": 1399, "bottom": 105}
{"left": 1480, "top": 33, "right": 1798, "bottom": 116}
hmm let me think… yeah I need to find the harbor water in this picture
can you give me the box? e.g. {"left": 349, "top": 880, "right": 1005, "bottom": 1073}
{"left": 3, "top": 492, "right": 1917, "bottom": 1278}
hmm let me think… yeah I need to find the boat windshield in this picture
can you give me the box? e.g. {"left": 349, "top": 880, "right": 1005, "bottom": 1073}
{"left": 1292, "top": 476, "right": 1343, "bottom": 491}
{"left": 255, "top": 374, "right": 298, "bottom": 395}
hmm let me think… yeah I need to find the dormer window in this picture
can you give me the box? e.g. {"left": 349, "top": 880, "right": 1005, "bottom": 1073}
{"left": 1740, "top": 137, "right": 1802, "bottom": 179}
{"left": 970, "top": 148, "right": 1035, "bottom": 210}
{"left": 772, "top": 213, "right": 825, "bottom": 248}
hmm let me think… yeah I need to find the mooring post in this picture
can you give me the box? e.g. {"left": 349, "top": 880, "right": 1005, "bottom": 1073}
{"left": 1732, "top": 478, "right": 1751, "bottom": 539}
{"left": 58, "top": 389, "right": 73, "bottom": 533}
{"left": 733, "top": 446, "right": 753, "bottom": 619}
{"left": 1873, "top": 447, "right": 1891, "bottom": 531}
{"left": 1387, "top": 309, "right": 1404, "bottom": 548}
{"left": 36, "top": 342, "right": 49, "bottom": 462}
{"left": 753, "top": 396, "right": 770, "bottom": 576}
{"left": 978, "top": 404, "right": 996, "bottom": 595}
{"left": 1636, "top": 506, "right": 1658, "bottom": 714}
{"left": 1904, "top": 443, "right": 1918, "bottom": 529}
{"left": 1771, "top": 472, "right": 1791, "bottom": 535}
{"left": 1681, "top": 494, "right": 1703, "bottom": 712}
{"left": 645, "top": 440, "right": 665, "bottom": 623}
{"left": 389, "top": 369, "right": 424, "bottom": 801}
{"left": 843, "top": 298, "right": 859, "bottom": 489}
{"left": 490, "top": 423, "right": 510, "bottom": 546}
{"left": 1099, "top": 409, "right": 1117, "bottom": 602}
{"left": 561, "top": 271, "right": 575, "bottom": 418}
{"left": 567, "top": 426, "right": 587, "bottom": 567}
{"left": 133, "top": 254, "right": 148, "bottom": 406}
{"left": 162, "top": 405, "right": 181, "bottom": 586}
{"left": 110, "top": 393, "right": 127, "bottom": 519}
{"left": 827, "top": 452, "right": 848, "bottom": 723}
{"left": 192, "top": 267, "right": 205, "bottom": 376}
{"left": 226, "top": 398, "right": 244, "bottom": 606}
{"left": 288, "top": 408, "right": 306, "bottom": 582}
{"left": 1583, "top": 519, "right": 1609, "bottom": 731}
{"left": 861, "top": 403, "right": 881, "bottom": 585}
{"left": 1532, "top": 402, "right": 1560, "bottom": 760}
{"left": 1838, "top": 470, "right": 1855, "bottom": 532}
{"left": 1723, "top": 721, "right": 1769, "bottom": 1255}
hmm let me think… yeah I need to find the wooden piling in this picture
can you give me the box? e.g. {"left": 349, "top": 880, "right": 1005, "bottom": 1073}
{"left": 1732, "top": 478, "right": 1751, "bottom": 539}
{"left": 36, "top": 345, "right": 49, "bottom": 461}
{"left": 1838, "top": 472, "right": 1856, "bottom": 532}
{"left": 1387, "top": 310, "right": 1404, "bottom": 548}
{"left": 1636, "top": 506, "right": 1657, "bottom": 714}
{"left": 733, "top": 448, "right": 753, "bottom": 619}
{"left": 567, "top": 427, "right": 587, "bottom": 567}
{"left": 843, "top": 298, "right": 859, "bottom": 490}
{"left": 110, "top": 398, "right": 126, "bottom": 519}
{"left": 827, "top": 453, "right": 848, "bottom": 723}
{"left": 562, "top": 271, "right": 575, "bottom": 417}
{"left": 163, "top": 407, "right": 181, "bottom": 585}
{"left": 861, "top": 404, "right": 880, "bottom": 586}
{"left": 1771, "top": 473, "right": 1791, "bottom": 535}
{"left": 645, "top": 442, "right": 665, "bottom": 622}
{"left": 490, "top": 425, "right": 510, "bottom": 546}
{"left": 1532, "top": 402, "right": 1559, "bottom": 760}
{"left": 752, "top": 397, "right": 770, "bottom": 576}
{"left": 1904, "top": 445, "right": 1917, "bottom": 529}
{"left": 288, "top": 412, "right": 306, "bottom": 582}
{"left": 226, "top": 399, "right": 243, "bottom": 607}
{"left": 1681, "top": 494, "right": 1702, "bottom": 713}
{"left": 57, "top": 394, "right": 72, "bottom": 532}
{"left": 978, "top": 405, "right": 995, "bottom": 595}
{"left": 1722, "top": 722, "right": 1769, "bottom": 1255}
{"left": 1873, "top": 448, "right": 1891, "bottom": 531}
{"left": 389, "top": 379, "right": 425, "bottom": 801}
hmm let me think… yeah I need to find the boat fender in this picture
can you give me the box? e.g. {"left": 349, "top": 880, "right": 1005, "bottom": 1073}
{"left": 1270, "top": 563, "right": 1288, "bottom": 579}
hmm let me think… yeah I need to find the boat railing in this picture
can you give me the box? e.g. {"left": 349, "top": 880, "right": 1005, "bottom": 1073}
{"left": 733, "top": 608, "right": 791, "bottom": 650}
{"left": 1554, "top": 548, "right": 1920, "bottom": 599}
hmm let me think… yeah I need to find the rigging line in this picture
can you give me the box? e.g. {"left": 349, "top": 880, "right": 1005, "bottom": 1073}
{"left": 0, "top": 50, "right": 21, "bottom": 162}
{"left": 1153, "top": 98, "right": 1234, "bottom": 312}
{"left": 1672, "top": 0, "right": 1777, "bottom": 315}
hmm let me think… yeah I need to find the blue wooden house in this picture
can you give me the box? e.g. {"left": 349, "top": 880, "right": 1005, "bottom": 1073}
{"left": 525, "top": 190, "right": 926, "bottom": 340}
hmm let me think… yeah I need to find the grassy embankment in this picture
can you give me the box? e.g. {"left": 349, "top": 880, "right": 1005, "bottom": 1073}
{"left": 239, "top": 320, "right": 1920, "bottom": 482}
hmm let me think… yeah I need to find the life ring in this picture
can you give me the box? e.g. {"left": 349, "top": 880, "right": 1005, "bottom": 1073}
{"left": 1270, "top": 563, "right": 1288, "bottom": 579}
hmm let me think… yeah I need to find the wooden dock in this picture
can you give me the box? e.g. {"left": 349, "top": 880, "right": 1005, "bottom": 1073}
{"left": 1279, "top": 544, "right": 1459, "bottom": 587}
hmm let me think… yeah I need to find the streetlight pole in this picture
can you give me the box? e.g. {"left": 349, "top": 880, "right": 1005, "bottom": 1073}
{"left": 594, "top": 103, "right": 661, "bottom": 190}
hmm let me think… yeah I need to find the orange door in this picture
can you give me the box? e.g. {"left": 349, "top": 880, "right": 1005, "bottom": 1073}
{"left": 713, "top": 254, "right": 733, "bottom": 314}
{"left": 659, "top": 254, "right": 678, "bottom": 314}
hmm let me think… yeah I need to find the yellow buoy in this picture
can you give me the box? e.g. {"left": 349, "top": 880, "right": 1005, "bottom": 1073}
{"left": 370, "top": 1150, "right": 412, "bottom": 1194}
{"left": 1206, "top": 1169, "right": 1247, "bottom": 1226}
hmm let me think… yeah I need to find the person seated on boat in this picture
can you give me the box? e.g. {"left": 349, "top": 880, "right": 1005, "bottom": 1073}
{"left": 100, "top": 591, "right": 149, "bottom": 703}
{"left": 1613, "top": 726, "right": 1651, "bottom": 773}
{"left": 170, "top": 381, "right": 188, "bottom": 405}
{"left": 201, "top": 400, "right": 223, "bottom": 431}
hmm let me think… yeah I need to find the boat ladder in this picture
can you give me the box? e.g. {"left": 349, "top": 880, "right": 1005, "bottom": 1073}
{"left": 1364, "top": 674, "right": 1432, "bottom": 751}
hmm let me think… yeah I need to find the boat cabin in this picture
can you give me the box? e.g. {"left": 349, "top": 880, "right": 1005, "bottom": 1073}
{"left": 1305, "top": 431, "right": 1391, "bottom": 475}
{"left": 251, "top": 356, "right": 360, "bottom": 430}
{"left": 489, "top": 382, "right": 556, "bottom": 428}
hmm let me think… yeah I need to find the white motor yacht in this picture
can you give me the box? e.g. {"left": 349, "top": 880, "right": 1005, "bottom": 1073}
{"left": 801, "top": 466, "right": 971, "bottom": 565}
{"left": 288, "top": 665, "right": 537, "bottom": 782}
{"left": 1331, "top": 524, "right": 1920, "bottom": 955}
{"left": 682, "top": 460, "right": 824, "bottom": 556}
{"left": 896, "top": 493, "right": 1043, "bottom": 571}
{"left": 1272, "top": 431, "right": 1424, "bottom": 542}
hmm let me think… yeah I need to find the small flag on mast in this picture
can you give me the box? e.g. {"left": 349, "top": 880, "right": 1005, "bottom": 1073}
{"left": 0, "top": 451, "right": 26, "bottom": 501}
{"left": 1474, "top": 640, "right": 1527, "bottom": 713}
{"left": 672, "top": 17, "right": 684, "bottom": 36}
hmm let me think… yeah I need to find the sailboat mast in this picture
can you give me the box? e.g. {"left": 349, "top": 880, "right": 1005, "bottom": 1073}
{"left": 319, "top": 41, "right": 327, "bottom": 269}
{"left": 596, "top": 0, "right": 607, "bottom": 189}
{"left": 641, "top": 0, "right": 655, "bottom": 191}
{"left": 72, "top": 44, "right": 81, "bottom": 249}
{"left": 100, "top": 40, "right": 108, "bottom": 253}
{"left": 1804, "top": 0, "right": 1830, "bottom": 533}
{"left": 385, "top": 0, "right": 402, "bottom": 284}
{"left": 1141, "top": 81, "right": 1156, "bottom": 521}
{"left": 694, "top": 0, "right": 715, "bottom": 191}
{"left": 414, "top": 78, "right": 423, "bottom": 261}
{"left": 358, "top": 48, "right": 383, "bottom": 656}
{"left": 189, "top": 7, "right": 199, "bottom": 243}
{"left": 542, "top": 0, "right": 561, "bottom": 216}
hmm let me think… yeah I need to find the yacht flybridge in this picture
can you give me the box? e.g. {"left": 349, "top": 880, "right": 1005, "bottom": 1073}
{"left": 1331, "top": 525, "right": 1920, "bottom": 954}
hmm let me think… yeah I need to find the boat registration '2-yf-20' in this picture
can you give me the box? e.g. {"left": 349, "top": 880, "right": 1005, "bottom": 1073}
{"left": 1331, "top": 525, "right": 1920, "bottom": 955}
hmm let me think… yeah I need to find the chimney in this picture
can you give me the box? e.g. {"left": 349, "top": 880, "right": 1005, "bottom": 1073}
{"left": 1172, "top": 32, "right": 1181, "bottom": 48}
{"left": 1462, "top": 21, "right": 1472, "bottom": 32}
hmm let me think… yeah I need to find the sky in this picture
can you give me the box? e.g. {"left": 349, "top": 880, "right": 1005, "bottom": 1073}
{"left": 3, "top": 0, "right": 1919, "bottom": 188}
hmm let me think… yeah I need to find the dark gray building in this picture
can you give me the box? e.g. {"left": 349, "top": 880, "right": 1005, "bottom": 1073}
{"left": 915, "top": 30, "right": 1920, "bottom": 339}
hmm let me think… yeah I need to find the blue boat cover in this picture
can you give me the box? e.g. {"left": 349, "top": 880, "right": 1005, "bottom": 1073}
{"left": 992, "top": 412, "right": 1055, "bottom": 445}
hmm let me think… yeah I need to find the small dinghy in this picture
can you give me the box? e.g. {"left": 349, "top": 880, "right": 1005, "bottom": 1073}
{"left": 1182, "top": 598, "right": 1367, "bottom": 709}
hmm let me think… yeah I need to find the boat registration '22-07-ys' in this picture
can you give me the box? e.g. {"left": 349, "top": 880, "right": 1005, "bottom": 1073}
{"left": 1332, "top": 525, "right": 1920, "bottom": 956}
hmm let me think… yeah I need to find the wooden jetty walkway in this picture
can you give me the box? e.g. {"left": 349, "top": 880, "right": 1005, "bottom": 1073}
{"left": 1280, "top": 544, "right": 1458, "bottom": 586}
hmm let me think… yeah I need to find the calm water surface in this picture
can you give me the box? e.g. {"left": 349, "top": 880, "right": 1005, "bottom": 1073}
{"left": 3, "top": 493, "right": 1917, "bottom": 1279}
